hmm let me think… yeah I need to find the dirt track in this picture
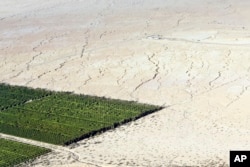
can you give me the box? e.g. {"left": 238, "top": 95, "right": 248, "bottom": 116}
{"left": 1, "top": 0, "right": 250, "bottom": 166}
{"left": 0, "top": 133, "right": 96, "bottom": 167}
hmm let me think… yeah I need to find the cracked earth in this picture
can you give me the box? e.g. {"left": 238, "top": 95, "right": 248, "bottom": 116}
{"left": 1, "top": 0, "right": 250, "bottom": 166}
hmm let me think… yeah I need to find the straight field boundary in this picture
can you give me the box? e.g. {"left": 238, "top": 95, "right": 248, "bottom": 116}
{"left": 0, "top": 83, "right": 164, "bottom": 145}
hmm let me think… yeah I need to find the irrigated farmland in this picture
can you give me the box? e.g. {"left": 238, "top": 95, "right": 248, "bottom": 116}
{"left": 0, "top": 84, "right": 162, "bottom": 145}
{"left": 0, "top": 83, "right": 51, "bottom": 110}
{"left": 0, "top": 138, "right": 49, "bottom": 167}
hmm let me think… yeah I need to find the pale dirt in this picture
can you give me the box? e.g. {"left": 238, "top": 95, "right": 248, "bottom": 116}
{"left": 1, "top": 0, "right": 250, "bottom": 166}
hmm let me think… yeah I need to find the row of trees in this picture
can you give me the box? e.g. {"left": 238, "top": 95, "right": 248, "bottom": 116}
{"left": 0, "top": 83, "right": 163, "bottom": 146}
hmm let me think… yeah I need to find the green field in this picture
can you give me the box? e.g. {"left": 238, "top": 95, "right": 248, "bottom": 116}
{"left": 0, "top": 83, "right": 163, "bottom": 145}
{"left": 0, "top": 138, "right": 49, "bottom": 167}
{"left": 0, "top": 83, "right": 51, "bottom": 110}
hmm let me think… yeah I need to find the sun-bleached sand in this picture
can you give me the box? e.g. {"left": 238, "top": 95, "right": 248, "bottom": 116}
{"left": 1, "top": 0, "right": 250, "bottom": 166}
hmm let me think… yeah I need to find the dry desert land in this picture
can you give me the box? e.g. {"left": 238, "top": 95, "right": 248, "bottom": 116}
{"left": 1, "top": 0, "right": 250, "bottom": 166}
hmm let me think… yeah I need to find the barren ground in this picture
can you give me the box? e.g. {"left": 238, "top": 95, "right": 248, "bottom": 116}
{"left": 1, "top": 0, "right": 250, "bottom": 166}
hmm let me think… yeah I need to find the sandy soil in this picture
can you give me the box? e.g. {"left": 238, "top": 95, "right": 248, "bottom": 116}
{"left": 1, "top": 0, "right": 250, "bottom": 166}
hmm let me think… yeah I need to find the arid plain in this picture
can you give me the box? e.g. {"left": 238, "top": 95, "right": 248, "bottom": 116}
{"left": 1, "top": 0, "right": 250, "bottom": 166}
